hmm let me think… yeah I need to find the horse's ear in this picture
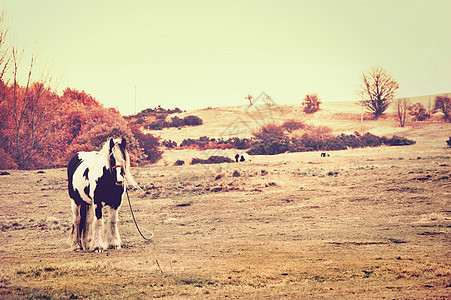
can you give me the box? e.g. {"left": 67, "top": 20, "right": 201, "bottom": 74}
{"left": 109, "top": 138, "right": 115, "bottom": 151}
{"left": 120, "top": 138, "right": 127, "bottom": 149}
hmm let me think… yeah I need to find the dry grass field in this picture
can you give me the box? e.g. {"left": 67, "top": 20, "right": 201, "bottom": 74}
{"left": 0, "top": 102, "right": 450, "bottom": 299}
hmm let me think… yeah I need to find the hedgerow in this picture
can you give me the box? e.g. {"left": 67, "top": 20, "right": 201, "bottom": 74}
{"left": 247, "top": 123, "right": 415, "bottom": 155}
{"left": 191, "top": 156, "right": 234, "bottom": 165}
{"left": 177, "top": 137, "right": 251, "bottom": 150}
{"left": 143, "top": 115, "right": 203, "bottom": 130}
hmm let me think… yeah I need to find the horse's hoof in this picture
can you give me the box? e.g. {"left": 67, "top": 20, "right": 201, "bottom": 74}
{"left": 91, "top": 246, "right": 105, "bottom": 253}
{"left": 72, "top": 243, "right": 83, "bottom": 251}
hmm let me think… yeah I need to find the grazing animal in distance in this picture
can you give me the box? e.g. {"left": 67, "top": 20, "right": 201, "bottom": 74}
{"left": 67, "top": 138, "right": 140, "bottom": 252}
{"left": 235, "top": 153, "right": 252, "bottom": 162}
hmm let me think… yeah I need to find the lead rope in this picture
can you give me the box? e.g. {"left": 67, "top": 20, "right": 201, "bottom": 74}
{"left": 125, "top": 187, "right": 154, "bottom": 240}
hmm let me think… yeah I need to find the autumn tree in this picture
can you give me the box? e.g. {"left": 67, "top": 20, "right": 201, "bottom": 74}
{"left": 0, "top": 12, "right": 59, "bottom": 169}
{"left": 0, "top": 13, "right": 162, "bottom": 169}
{"left": 56, "top": 88, "right": 142, "bottom": 162}
{"left": 434, "top": 96, "right": 451, "bottom": 121}
{"left": 4, "top": 54, "right": 58, "bottom": 169}
{"left": 359, "top": 67, "right": 399, "bottom": 119}
{"left": 302, "top": 94, "right": 321, "bottom": 114}
{"left": 130, "top": 125, "right": 162, "bottom": 164}
{"left": 56, "top": 88, "right": 162, "bottom": 165}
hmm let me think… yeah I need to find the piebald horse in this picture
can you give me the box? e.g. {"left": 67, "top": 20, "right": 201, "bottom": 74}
{"left": 67, "top": 138, "right": 139, "bottom": 251}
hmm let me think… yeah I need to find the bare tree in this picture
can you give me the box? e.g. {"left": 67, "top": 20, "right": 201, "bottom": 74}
{"left": 2, "top": 42, "right": 57, "bottom": 169}
{"left": 0, "top": 12, "right": 10, "bottom": 74}
{"left": 359, "top": 67, "right": 399, "bottom": 119}
{"left": 395, "top": 98, "right": 409, "bottom": 127}
{"left": 0, "top": 12, "right": 11, "bottom": 161}
{"left": 435, "top": 96, "right": 451, "bottom": 121}
{"left": 0, "top": 11, "right": 10, "bottom": 114}
{"left": 264, "top": 94, "right": 272, "bottom": 106}
{"left": 427, "top": 97, "right": 436, "bottom": 117}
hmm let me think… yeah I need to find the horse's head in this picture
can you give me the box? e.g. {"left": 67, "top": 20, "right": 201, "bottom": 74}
{"left": 108, "top": 138, "right": 128, "bottom": 186}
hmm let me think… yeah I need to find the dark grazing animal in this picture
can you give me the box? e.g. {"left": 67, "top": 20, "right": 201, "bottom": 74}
{"left": 235, "top": 153, "right": 251, "bottom": 162}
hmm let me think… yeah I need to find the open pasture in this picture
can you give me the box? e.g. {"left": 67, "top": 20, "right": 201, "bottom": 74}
{"left": 1, "top": 121, "right": 450, "bottom": 299}
{"left": 1, "top": 99, "right": 451, "bottom": 299}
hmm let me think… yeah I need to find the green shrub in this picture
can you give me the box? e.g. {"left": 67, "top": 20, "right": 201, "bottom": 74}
{"left": 360, "top": 133, "right": 384, "bottom": 147}
{"left": 191, "top": 156, "right": 234, "bottom": 165}
{"left": 183, "top": 115, "right": 203, "bottom": 126}
{"left": 248, "top": 137, "right": 291, "bottom": 155}
{"left": 282, "top": 120, "right": 306, "bottom": 132}
{"left": 174, "top": 159, "right": 185, "bottom": 166}
{"left": 228, "top": 137, "right": 252, "bottom": 149}
{"left": 162, "top": 139, "right": 177, "bottom": 148}
{"left": 383, "top": 136, "right": 416, "bottom": 146}
{"left": 143, "top": 115, "right": 203, "bottom": 130}
{"left": 248, "top": 123, "right": 290, "bottom": 155}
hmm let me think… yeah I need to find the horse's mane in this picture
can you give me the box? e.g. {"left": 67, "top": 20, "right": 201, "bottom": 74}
{"left": 99, "top": 138, "right": 141, "bottom": 191}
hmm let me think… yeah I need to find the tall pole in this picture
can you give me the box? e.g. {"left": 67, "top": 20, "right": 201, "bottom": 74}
{"left": 134, "top": 85, "right": 137, "bottom": 115}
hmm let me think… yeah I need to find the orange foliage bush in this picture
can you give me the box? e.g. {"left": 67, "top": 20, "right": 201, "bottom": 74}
{"left": 0, "top": 85, "right": 161, "bottom": 169}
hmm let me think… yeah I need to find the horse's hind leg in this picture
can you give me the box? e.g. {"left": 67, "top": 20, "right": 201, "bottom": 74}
{"left": 80, "top": 202, "right": 92, "bottom": 250}
{"left": 107, "top": 205, "right": 122, "bottom": 249}
{"left": 70, "top": 200, "right": 82, "bottom": 251}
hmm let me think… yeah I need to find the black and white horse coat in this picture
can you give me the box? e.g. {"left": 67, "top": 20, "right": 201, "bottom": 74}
{"left": 235, "top": 153, "right": 251, "bottom": 162}
{"left": 68, "top": 138, "right": 139, "bottom": 251}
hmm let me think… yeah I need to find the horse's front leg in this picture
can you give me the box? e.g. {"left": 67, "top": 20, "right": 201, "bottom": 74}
{"left": 91, "top": 202, "right": 107, "bottom": 252}
{"left": 107, "top": 205, "right": 122, "bottom": 249}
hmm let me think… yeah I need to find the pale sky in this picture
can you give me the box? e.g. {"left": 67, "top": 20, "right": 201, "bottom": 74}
{"left": 2, "top": 0, "right": 450, "bottom": 115}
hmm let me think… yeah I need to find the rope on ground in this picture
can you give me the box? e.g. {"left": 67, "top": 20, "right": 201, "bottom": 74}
{"left": 125, "top": 188, "right": 154, "bottom": 240}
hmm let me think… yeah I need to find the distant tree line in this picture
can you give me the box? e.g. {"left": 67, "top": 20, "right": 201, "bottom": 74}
{"left": 125, "top": 106, "right": 203, "bottom": 130}
{"left": 360, "top": 67, "right": 451, "bottom": 123}
{"left": 124, "top": 106, "right": 183, "bottom": 125}
{"left": 143, "top": 115, "right": 203, "bottom": 130}
{"left": 247, "top": 121, "right": 415, "bottom": 156}
{"left": 395, "top": 96, "right": 451, "bottom": 127}
{"left": 161, "top": 121, "right": 416, "bottom": 156}
{"left": 162, "top": 136, "right": 252, "bottom": 150}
